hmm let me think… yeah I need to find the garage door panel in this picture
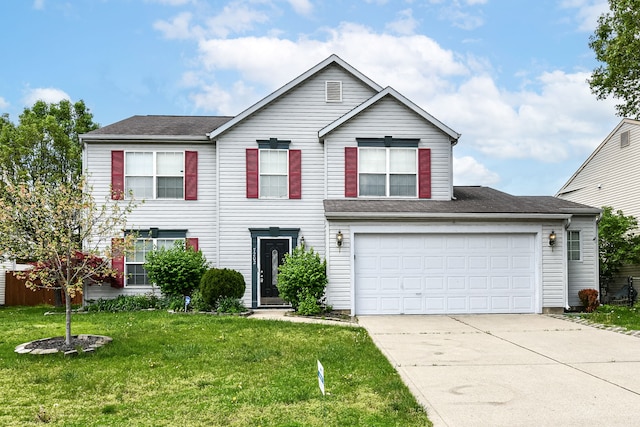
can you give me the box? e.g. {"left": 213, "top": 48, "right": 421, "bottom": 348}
{"left": 469, "top": 277, "right": 488, "bottom": 289}
{"left": 355, "top": 233, "right": 537, "bottom": 315}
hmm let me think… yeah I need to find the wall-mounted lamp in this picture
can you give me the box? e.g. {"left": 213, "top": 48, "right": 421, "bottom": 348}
{"left": 299, "top": 236, "right": 305, "bottom": 248}
{"left": 336, "top": 231, "right": 343, "bottom": 247}
{"left": 549, "top": 231, "right": 557, "bottom": 247}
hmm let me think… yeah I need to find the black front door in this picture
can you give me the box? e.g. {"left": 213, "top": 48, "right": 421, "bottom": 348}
{"left": 260, "top": 238, "right": 289, "bottom": 305}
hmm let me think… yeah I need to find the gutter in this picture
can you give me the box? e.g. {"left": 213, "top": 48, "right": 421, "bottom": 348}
{"left": 80, "top": 134, "right": 211, "bottom": 143}
{"left": 324, "top": 212, "right": 575, "bottom": 220}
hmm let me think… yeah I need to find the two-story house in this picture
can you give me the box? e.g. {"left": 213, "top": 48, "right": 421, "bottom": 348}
{"left": 81, "top": 54, "right": 600, "bottom": 314}
{"left": 557, "top": 118, "right": 640, "bottom": 297}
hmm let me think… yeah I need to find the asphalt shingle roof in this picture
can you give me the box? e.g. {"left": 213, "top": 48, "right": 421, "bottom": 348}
{"left": 85, "top": 115, "right": 234, "bottom": 137}
{"left": 324, "top": 186, "right": 601, "bottom": 217}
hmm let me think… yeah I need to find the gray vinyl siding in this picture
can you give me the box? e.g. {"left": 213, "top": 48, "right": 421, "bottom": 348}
{"left": 558, "top": 121, "right": 640, "bottom": 217}
{"left": 541, "top": 222, "right": 567, "bottom": 309}
{"left": 215, "top": 65, "right": 377, "bottom": 306}
{"left": 324, "top": 96, "right": 453, "bottom": 200}
{"left": 566, "top": 216, "right": 599, "bottom": 307}
{"left": 83, "top": 141, "right": 217, "bottom": 300}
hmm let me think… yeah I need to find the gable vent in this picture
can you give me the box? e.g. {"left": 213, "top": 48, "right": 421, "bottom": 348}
{"left": 621, "top": 130, "right": 630, "bottom": 148}
{"left": 325, "top": 81, "right": 342, "bottom": 102}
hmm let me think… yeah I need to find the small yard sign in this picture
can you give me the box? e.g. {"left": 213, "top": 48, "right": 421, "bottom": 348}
{"left": 184, "top": 296, "right": 191, "bottom": 312}
{"left": 317, "top": 360, "right": 325, "bottom": 396}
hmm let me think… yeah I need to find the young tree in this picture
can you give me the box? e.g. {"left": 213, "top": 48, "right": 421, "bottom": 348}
{"left": 589, "top": 0, "right": 640, "bottom": 118}
{"left": 0, "top": 177, "right": 136, "bottom": 345}
{"left": 598, "top": 206, "right": 640, "bottom": 287}
{"left": 0, "top": 99, "right": 99, "bottom": 188}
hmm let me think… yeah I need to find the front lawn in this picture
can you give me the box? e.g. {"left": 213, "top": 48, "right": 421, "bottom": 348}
{"left": 580, "top": 304, "right": 640, "bottom": 330}
{"left": 0, "top": 307, "right": 431, "bottom": 426}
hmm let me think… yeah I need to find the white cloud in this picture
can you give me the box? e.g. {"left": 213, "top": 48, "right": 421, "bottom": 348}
{"left": 33, "top": 0, "right": 44, "bottom": 10}
{"left": 453, "top": 155, "right": 500, "bottom": 186}
{"left": 167, "top": 16, "right": 617, "bottom": 166}
{"left": 204, "top": 3, "right": 270, "bottom": 38}
{"left": 561, "top": 0, "right": 609, "bottom": 32}
{"left": 0, "top": 96, "right": 9, "bottom": 110}
{"left": 154, "top": 12, "right": 202, "bottom": 40}
{"left": 385, "top": 9, "right": 419, "bottom": 36}
{"left": 145, "top": 0, "right": 195, "bottom": 5}
{"left": 23, "top": 88, "right": 70, "bottom": 106}
{"left": 287, "top": 0, "right": 313, "bottom": 16}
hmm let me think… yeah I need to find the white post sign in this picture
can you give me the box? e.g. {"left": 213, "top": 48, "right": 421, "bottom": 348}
{"left": 317, "top": 360, "right": 325, "bottom": 396}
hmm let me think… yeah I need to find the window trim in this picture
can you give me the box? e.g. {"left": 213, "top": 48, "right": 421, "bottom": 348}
{"left": 567, "top": 230, "right": 582, "bottom": 261}
{"left": 259, "top": 148, "right": 289, "bottom": 199}
{"left": 357, "top": 146, "right": 418, "bottom": 198}
{"left": 124, "top": 151, "right": 185, "bottom": 200}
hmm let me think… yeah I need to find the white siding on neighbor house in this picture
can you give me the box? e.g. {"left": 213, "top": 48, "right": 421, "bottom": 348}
{"left": 324, "top": 96, "right": 453, "bottom": 200}
{"left": 326, "top": 220, "right": 573, "bottom": 314}
{"left": 566, "top": 215, "right": 599, "bottom": 307}
{"left": 214, "top": 65, "right": 377, "bottom": 306}
{"left": 558, "top": 120, "right": 640, "bottom": 217}
{"left": 84, "top": 141, "right": 217, "bottom": 300}
{"left": 0, "top": 261, "right": 31, "bottom": 305}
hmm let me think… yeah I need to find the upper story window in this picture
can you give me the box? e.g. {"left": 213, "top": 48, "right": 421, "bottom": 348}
{"left": 125, "top": 152, "right": 184, "bottom": 199}
{"left": 260, "top": 149, "right": 288, "bottom": 198}
{"left": 567, "top": 230, "right": 581, "bottom": 261}
{"left": 246, "top": 138, "right": 301, "bottom": 200}
{"left": 359, "top": 147, "right": 417, "bottom": 197}
{"left": 111, "top": 150, "right": 198, "bottom": 201}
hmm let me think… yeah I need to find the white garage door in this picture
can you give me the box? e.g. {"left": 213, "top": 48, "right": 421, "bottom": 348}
{"left": 355, "top": 233, "right": 537, "bottom": 315}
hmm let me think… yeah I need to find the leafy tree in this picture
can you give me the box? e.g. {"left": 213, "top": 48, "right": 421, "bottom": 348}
{"left": 598, "top": 206, "right": 640, "bottom": 287}
{"left": 0, "top": 177, "right": 136, "bottom": 345}
{"left": 0, "top": 99, "right": 98, "bottom": 188}
{"left": 144, "top": 241, "right": 209, "bottom": 297}
{"left": 277, "top": 246, "right": 327, "bottom": 313}
{"left": 589, "top": 0, "right": 640, "bottom": 118}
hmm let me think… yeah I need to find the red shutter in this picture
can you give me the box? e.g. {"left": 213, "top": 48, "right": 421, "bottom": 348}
{"left": 111, "top": 151, "right": 125, "bottom": 200}
{"left": 289, "top": 149, "right": 301, "bottom": 199}
{"left": 345, "top": 147, "right": 358, "bottom": 197}
{"left": 246, "top": 148, "right": 259, "bottom": 198}
{"left": 186, "top": 238, "right": 199, "bottom": 252}
{"left": 418, "top": 148, "right": 431, "bottom": 199}
{"left": 185, "top": 151, "right": 198, "bottom": 200}
{"left": 111, "top": 238, "right": 125, "bottom": 288}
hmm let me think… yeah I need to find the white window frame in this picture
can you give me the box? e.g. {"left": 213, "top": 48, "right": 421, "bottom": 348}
{"left": 567, "top": 230, "right": 581, "bottom": 261}
{"left": 125, "top": 237, "right": 184, "bottom": 286}
{"left": 259, "top": 149, "right": 289, "bottom": 199}
{"left": 358, "top": 147, "right": 418, "bottom": 198}
{"left": 125, "top": 151, "right": 185, "bottom": 199}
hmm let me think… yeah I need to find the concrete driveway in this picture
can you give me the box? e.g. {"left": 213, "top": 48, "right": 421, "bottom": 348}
{"left": 358, "top": 314, "right": 640, "bottom": 427}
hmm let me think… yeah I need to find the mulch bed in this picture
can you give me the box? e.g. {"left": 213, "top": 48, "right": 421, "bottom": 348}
{"left": 15, "top": 335, "right": 112, "bottom": 355}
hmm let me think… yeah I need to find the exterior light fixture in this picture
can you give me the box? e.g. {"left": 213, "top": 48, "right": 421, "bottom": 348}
{"left": 300, "top": 236, "right": 305, "bottom": 248}
{"left": 549, "top": 231, "right": 557, "bottom": 247}
{"left": 336, "top": 231, "right": 343, "bottom": 247}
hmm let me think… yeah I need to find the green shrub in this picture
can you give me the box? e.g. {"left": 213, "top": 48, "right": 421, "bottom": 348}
{"left": 578, "top": 288, "right": 600, "bottom": 312}
{"left": 216, "top": 296, "right": 247, "bottom": 313}
{"left": 189, "top": 289, "right": 213, "bottom": 312}
{"left": 86, "top": 294, "right": 164, "bottom": 312}
{"left": 277, "top": 246, "right": 327, "bottom": 312}
{"left": 200, "top": 268, "right": 246, "bottom": 308}
{"left": 144, "top": 240, "right": 209, "bottom": 297}
{"left": 297, "top": 293, "right": 322, "bottom": 315}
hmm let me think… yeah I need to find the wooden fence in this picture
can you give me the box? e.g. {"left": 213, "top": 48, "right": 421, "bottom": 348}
{"left": 4, "top": 271, "right": 82, "bottom": 306}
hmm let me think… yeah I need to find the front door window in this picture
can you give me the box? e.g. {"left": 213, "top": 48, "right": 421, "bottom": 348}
{"left": 260, "top": 238, "right": 289, "bottom": 305}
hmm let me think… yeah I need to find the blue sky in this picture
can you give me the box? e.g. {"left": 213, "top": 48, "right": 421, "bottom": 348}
{"left": 1, "top": 0, "right": 620, "bottom": 195}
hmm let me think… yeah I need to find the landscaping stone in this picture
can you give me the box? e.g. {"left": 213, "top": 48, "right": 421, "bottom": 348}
{"left": 15, "top": 334, "right": 112, "bottom": 355}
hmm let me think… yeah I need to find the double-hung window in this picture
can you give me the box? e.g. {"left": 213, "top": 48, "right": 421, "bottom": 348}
{"left": 124, "top": 230, "right": 187, "bottom": 286}
{"left": 260, "top": 149, "right": 288, "bottom": 198}
{"left": 125, "top": 152, "right": 184, "bottom": 199}
{"left": 359, "top": 147, "right": 417, "bottom": 197}
{"left": 567, "top": 230, "right": 581, "bottom": 261}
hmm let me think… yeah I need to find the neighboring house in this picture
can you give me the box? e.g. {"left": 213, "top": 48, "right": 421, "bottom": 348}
{"left": 557, "top": 118, "right": 640, "bottom": 297}
{"left": 81, "top": 54, "right": 600, "bottom": 314}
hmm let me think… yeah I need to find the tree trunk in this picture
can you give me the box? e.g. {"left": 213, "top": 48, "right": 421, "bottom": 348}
{"left": 65, "top": 290, "right": 72, "bottom": 345}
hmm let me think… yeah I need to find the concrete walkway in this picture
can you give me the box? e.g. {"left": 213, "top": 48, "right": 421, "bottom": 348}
{"left": 358, "top": 314, "right": 640, "bottom": 427}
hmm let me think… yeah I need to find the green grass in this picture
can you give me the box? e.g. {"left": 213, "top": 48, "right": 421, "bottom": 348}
{"left": 580, "top": 304, "right": 640, "bottom": 330}
{"left": 0, "top": 306, "right": 431, "bottom": 426}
